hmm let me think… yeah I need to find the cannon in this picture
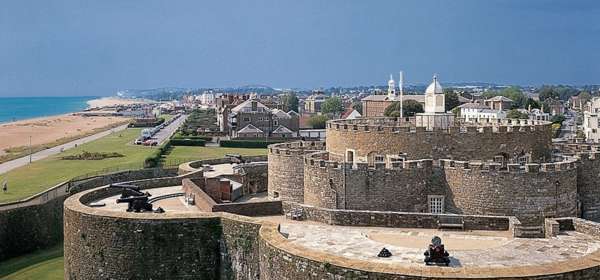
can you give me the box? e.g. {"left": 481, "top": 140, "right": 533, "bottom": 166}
{"left": 116, "top": 195, "right": 154, "bottom": 212}
{"left": 108, "top": 184, "right": 151, "bottom": 199}
{"left": 424, "top": 236, "right": 450, "bottom": 266}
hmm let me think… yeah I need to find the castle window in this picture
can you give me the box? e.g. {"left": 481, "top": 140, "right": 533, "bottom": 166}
{"left": 346, "top": 149, "right": 355, "bottom": 163}
{"left": 428, "top": 195, "right": 444, "bottom": 214}
{"left": 375, "top": 155, "right": 385, "bottom": 163}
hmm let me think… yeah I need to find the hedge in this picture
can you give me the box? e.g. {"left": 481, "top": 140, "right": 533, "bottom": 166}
{"left": 219, "top": 140, "right": 284, "bottom": 148}
{"left": 143, "top": 141, "right": 172, "bottom": 168}
{"left": 172, "top": 135, "right": 212, "bottom": 141}
{"left": 169, "top": 139, "right": 206, "bottom": 146}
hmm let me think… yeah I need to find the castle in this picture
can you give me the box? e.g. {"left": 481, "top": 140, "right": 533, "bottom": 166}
{"left": 62, "top": 77, "right": 600, "bottom": 279}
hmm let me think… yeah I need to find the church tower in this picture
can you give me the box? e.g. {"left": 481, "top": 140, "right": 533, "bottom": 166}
{"left": 387, "top": 74, "right": 396, "bottom": 99}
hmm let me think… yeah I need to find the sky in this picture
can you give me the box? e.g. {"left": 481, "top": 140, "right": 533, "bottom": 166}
{"left": 0, "top": 0, "right": 599, "bottom": 97}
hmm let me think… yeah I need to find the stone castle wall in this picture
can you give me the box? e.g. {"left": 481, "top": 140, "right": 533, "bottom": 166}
{"left": 257, "top": 217, "right": 600, "bottom": 280}
{"left": 267, "top": 141, "right": 325, "bottom": 202}
{"left": 303, "top": 151, "right": 438, "bottom": 211}
{"left": 65, "top": 183, "right": 600, "bottom": 280}
{"left": 301, "top": 151, "right": 578, "bottom": 225}
{"left": 575, "top": 153, "right": 600, "bottom": 222}
{"left": 0, "top": 167, "right": 180, "bottom": 262}
{"left": 326, "top": 118, "right": 553, "bottom": 161}
{"left": 442, "top": 158, "right": 579, "bottom": 225}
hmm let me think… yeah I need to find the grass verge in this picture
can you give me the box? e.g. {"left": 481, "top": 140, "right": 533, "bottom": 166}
{"left": 0, "top": 245, "right": 63, "bottom": 280}
{"left": 0, "top": 128, "right": 157, "bottom": 203}
{"left": 160, "top": 146, "right": 267, "bottom": 166}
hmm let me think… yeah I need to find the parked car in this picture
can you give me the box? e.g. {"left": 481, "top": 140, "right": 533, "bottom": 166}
{"left": 134, "top": 139, "right": 143, "bottom": 145}
{"left": 143, "top": 140, "right": 158, "bottom": 146}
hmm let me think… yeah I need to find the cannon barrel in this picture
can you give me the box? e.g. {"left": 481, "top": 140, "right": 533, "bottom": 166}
{"left": 108, "top": 184, "right": 141, "bottom": 191}
{"left": 116, "top": 195, "right": 149, "bottom": 204}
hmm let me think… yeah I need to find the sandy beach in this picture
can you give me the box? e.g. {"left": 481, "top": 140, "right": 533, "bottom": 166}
{"left": 0, "top": 114, "right": 130, "bottom": 156}
{"left": 87, "top": 97, "right": 151, "bottom": 108}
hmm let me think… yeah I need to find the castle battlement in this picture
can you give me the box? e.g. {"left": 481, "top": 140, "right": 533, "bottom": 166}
{"left": 439, "top": 157, "right": 578, "bottom": 173}
{"left": 268, "top": 141, "right": 326, "bottom": 156}
{"left": 554, "top": 142, "right": 600, "bottom": 155}
{"left": 327, "top": 119, "right": 551, "bottom": 134}
{"left": 304, "top": 151, "right": 433, "bottom": 171}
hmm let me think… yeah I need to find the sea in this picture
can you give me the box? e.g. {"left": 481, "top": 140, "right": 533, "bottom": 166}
{"left": 0, "top": 96, "right": 98, "bottom": 123}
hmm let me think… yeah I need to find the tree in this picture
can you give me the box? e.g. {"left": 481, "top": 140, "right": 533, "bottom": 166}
{"left": 523, "top": 98, "right": 541, "bottom": 110}
{"left": 578, "top": 91, "right": 592, "bottom": 104}
{"left": 576, "top": 129, "right": 586, "bottom": 140}
{"left": 351, "top": 101, "right": 363, "bottom": 115}
{"left": 506, "top": 109, "right": 529, "bottom": 119}
{"left": 307, "top": 114, "right": 329, "bottom": 129}
{"left": 550, "top": 114, "right": 566, "bottom": 124}
{"left": 281, "top": 92, "right": 299, "bottom": 112}
{"left": 444, "top": 88, "right": 460, "bottom": 111}
{"left": 538, "top": 86, "right": 560, "bottom": 101}
{"left": 483, "top": 86, "right": 527, "bottom": 108}
{"left": 384, "top": 100, "right": 424, "bottom": 117}
{"left": 321, "top": 97, "right": 345, "bottom": 116}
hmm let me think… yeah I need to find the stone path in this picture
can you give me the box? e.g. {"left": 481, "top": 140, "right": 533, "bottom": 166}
{"left": 280, "top": 223, "right": 600, "bottom": 268}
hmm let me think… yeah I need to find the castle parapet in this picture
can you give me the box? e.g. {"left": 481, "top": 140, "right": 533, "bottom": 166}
{"left": 438, "top": 157, "right": 577, "bottom": 174}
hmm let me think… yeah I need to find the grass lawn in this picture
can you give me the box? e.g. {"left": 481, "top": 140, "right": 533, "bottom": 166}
{"left": 0, "top": 128, "right": 157, "bottom": 203}
{"left": 0, "top": 245, "right": 63, "bottom": 280}
{"left": 161, "top": 146, "right": 267, "bottom": 166}
{"left": 160, "top": 114, "right": 175, "bottom": 121}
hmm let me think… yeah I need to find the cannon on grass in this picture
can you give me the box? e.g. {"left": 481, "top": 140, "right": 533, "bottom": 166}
{"left": 424, "top": 236, "right": 450, "bottom": 266}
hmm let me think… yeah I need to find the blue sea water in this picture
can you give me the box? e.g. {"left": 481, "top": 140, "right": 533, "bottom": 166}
{"left": 0, "top": 96, "right": 98, "bottom": 123}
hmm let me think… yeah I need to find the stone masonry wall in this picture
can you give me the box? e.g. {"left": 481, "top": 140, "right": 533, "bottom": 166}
{"left": 326, "top": 121, "right": 552, "bottom": 161}
{"left": 233, "top": 162, "right": 268, "bottom": 194}
{"left": 0, "top": 168, "right": 181, "bottom": 262}
{"left": 0, "top": 196, "right": 65, "bottom": 261}
{"left": 258, "top": 222, "right": 600, "bottom": 280}
{"left": 282, "top": 201, "right": 512, "bottom": 231}
{"left": 64, "top": 207, "right": 222, "bottom": 279}
{"left": 576, "top": 153, "right": 600, "bottom": 222}
{"left": 443, "top": 159, "right": 578, "bottom": 225}
{"left": 303, "top": 152, "right": 437, "bottom": 212}
{"left": 268, "top": 141, "right": 325, "bottom": 202}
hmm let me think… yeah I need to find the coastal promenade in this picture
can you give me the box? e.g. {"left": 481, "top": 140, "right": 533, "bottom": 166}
{"left": 0, "top": 124, "right": 129, "bottom": 175}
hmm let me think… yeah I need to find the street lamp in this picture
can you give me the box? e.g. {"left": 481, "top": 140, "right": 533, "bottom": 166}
{"left": 29, "top": 135, "right": 32, "bottom": 164}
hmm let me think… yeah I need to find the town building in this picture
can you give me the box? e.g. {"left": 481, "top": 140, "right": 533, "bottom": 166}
{"left": 304, "top": 91, "right": 326, "bottom": 113}
{"left": 544, "top": 97, "right": 565, "bottom": 116}
{"left": 459, "top": 102, "right": 506, "bottom": 121}
{"left": 583, "top": 97, "right": 600, "bottom": 142}
{"left": 228, "top": 98, "right": 299, "bottom": 139}
{"left": 484, "top": 96, "right": 513, "bottom": 110}
{"left": 361, "top": 74, "right": 425, "bottom": 117}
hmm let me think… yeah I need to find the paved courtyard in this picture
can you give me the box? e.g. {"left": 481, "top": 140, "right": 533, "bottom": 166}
{"left": 279, "top": 223, "right": 600, "bottom": 268}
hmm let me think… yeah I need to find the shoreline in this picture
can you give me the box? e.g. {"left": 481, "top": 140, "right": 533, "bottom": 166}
{"left": 0, "top": 96, "right": 149, "bottom": 162}
{"left": 86, "top": 96, "right": 153, "bottom": 109}
{"left": 0, "top": 96, "right": 148, "bottom": 125}
{"left": 0, "top": 113, "right": 131, "bottom": 160}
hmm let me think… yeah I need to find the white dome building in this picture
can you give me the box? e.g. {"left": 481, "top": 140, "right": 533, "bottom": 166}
{"left": 416, "top": 74, "right": 454, "bottom": 130}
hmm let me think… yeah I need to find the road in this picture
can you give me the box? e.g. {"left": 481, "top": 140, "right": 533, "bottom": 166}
{"left": 559, "top": 109, "right": 578, "bottom": 140}
{"left": 150, "top": 114, "right": 187, "bottom": 145}
{"left": 0, "top": 124, "right": 130, "bottom": 175}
